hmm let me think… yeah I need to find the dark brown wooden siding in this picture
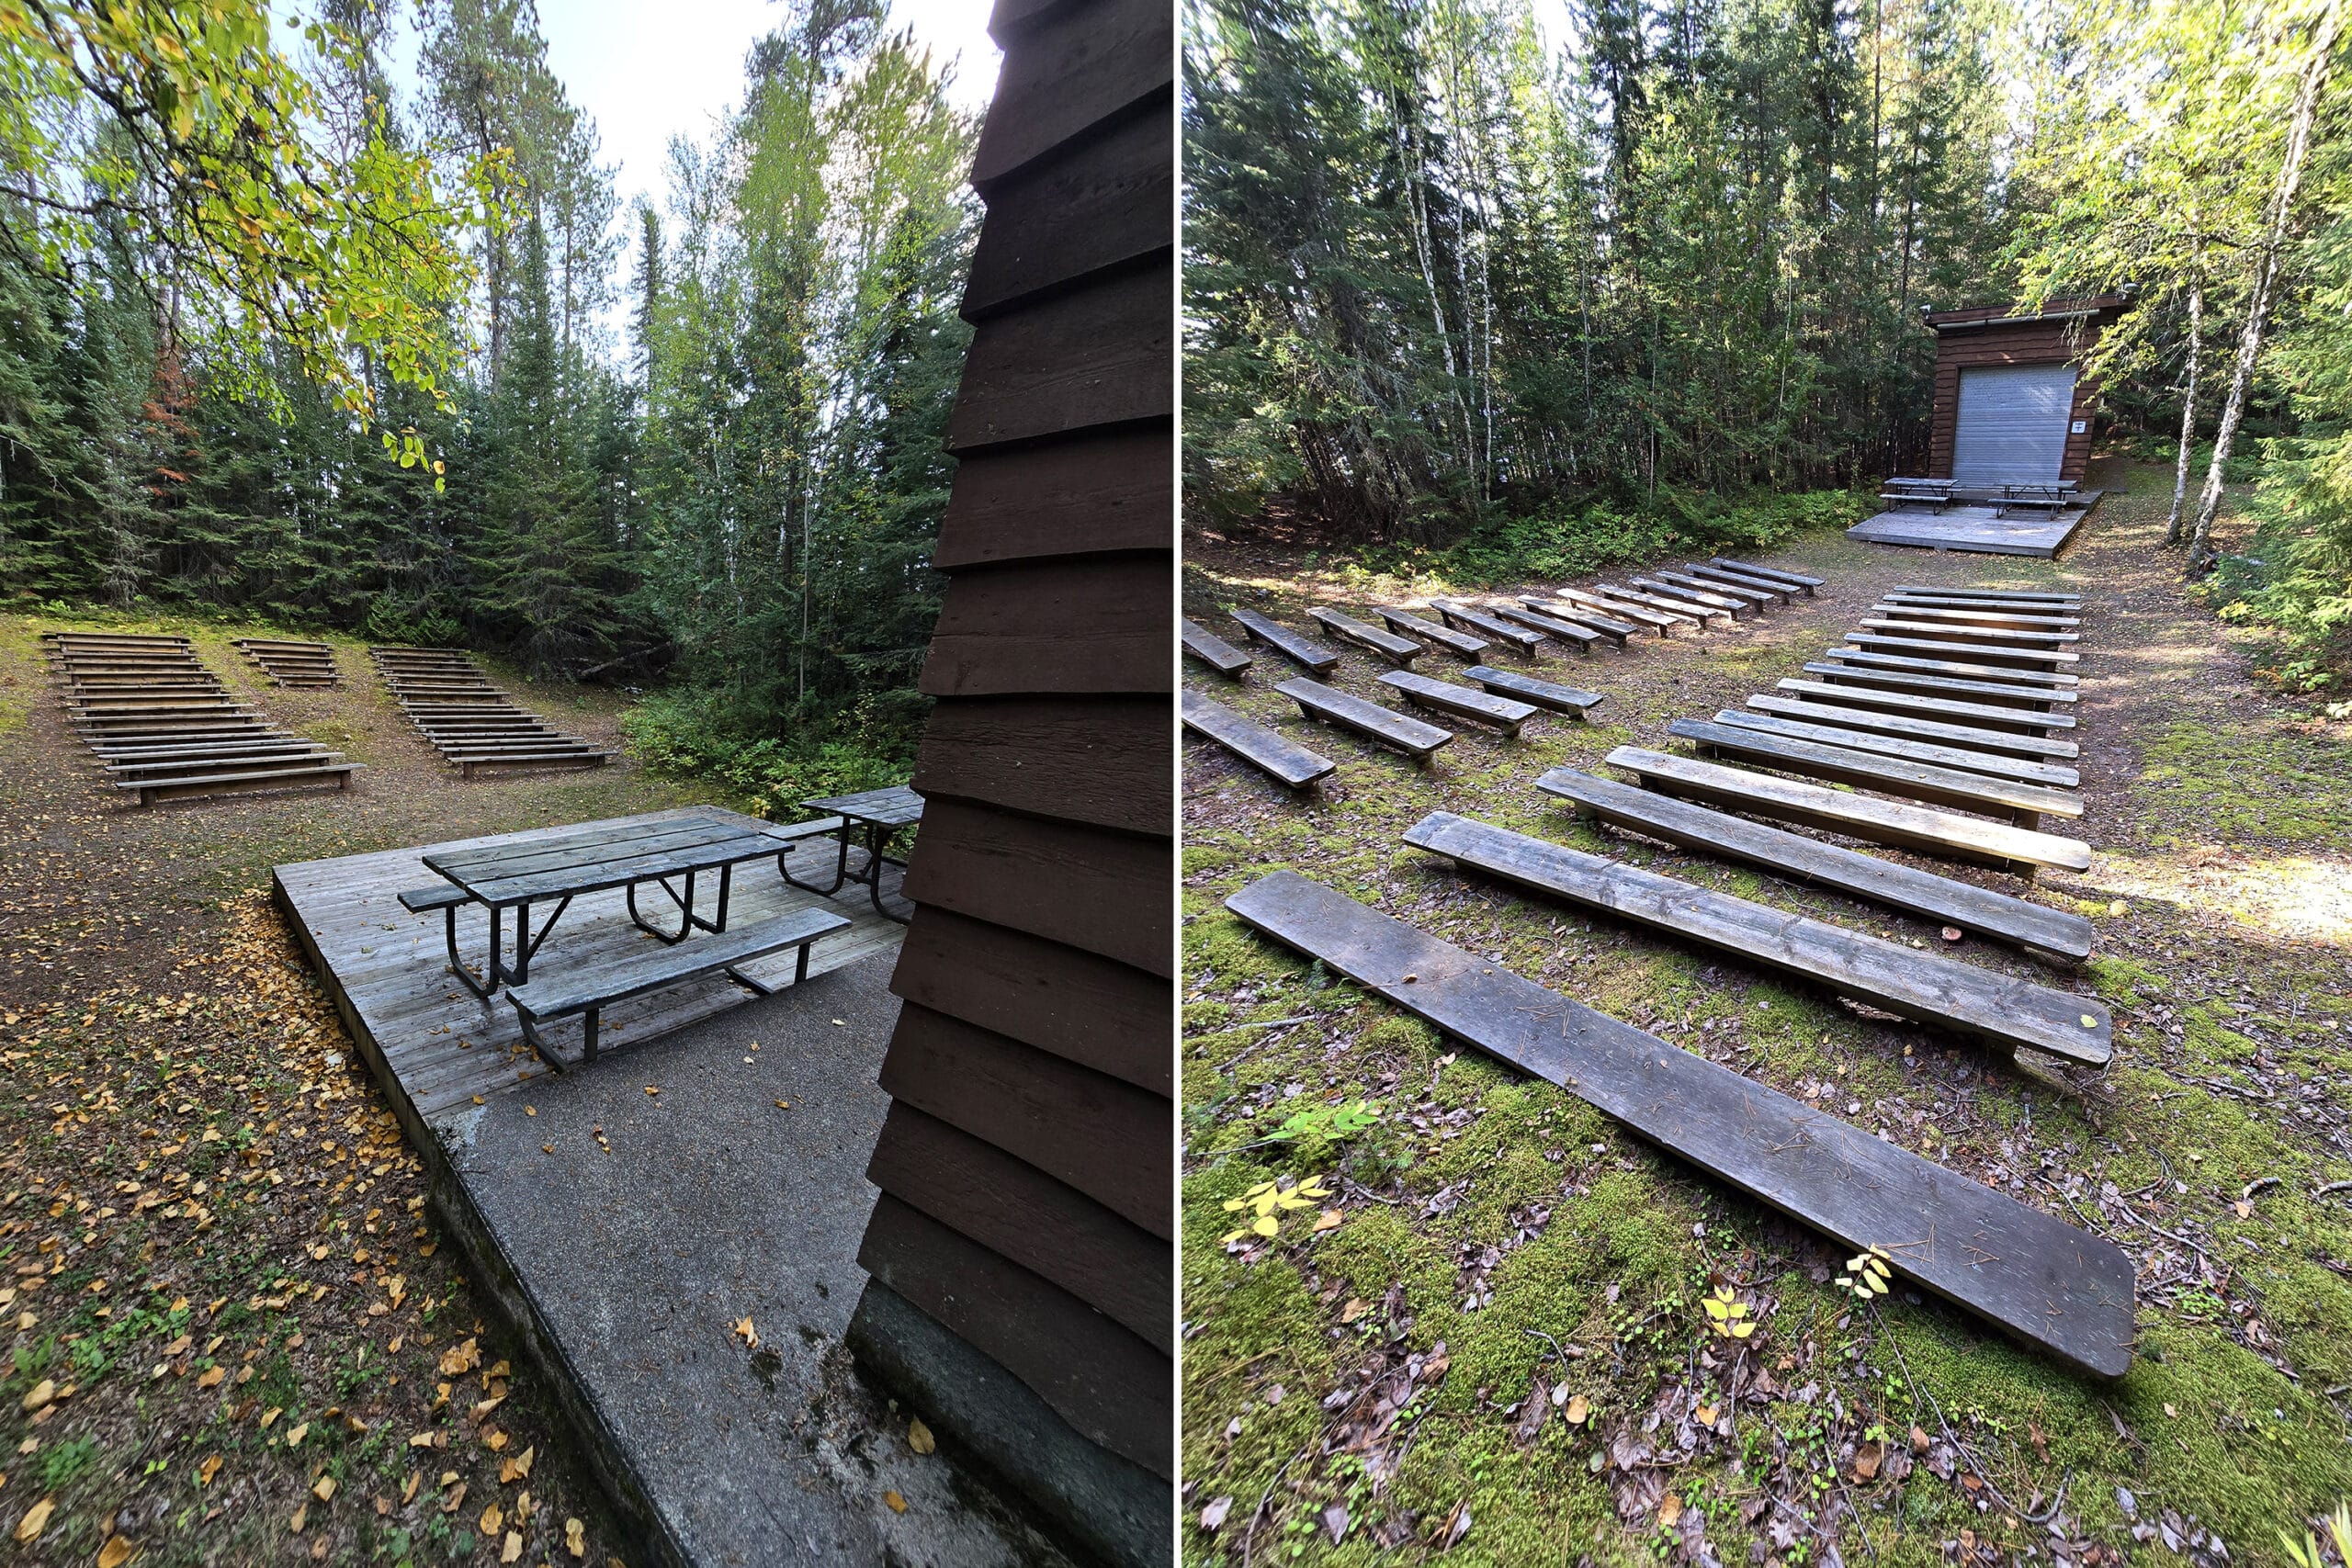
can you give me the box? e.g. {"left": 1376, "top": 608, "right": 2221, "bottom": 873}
{"left": 854, "top": 0, "right": 1173, "bottom": 1483}
{"left": 1922, "top": 297, "right": 2132, "bottom": 482}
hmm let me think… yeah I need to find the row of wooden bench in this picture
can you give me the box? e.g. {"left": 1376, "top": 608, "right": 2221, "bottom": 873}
{"left": 44, "top": 632, "right": 360, "bottom": 806}
{"left": 369, "top": 647, "right": 611, "bottom": 776}
{"left": 234, "top": 637, "right": 342, "bottom": 687}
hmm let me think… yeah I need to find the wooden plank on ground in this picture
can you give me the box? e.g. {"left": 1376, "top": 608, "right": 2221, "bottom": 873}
{"left": 1404, "top": 810, "right": 2109, "bottom": 1066}
{"left": 1463, "top": 666, "right": 1602, "bottom": 718}
{"left": 1535, "top": 766, "right": 2091, "bottom": 963}
{"left": 1223, "top": 870, "right": 2132, "bottom": 1377}
{"left": 1308, "top": 607, "right": 1422, "bottom": 664}
{"left": 1745, "top": 694, "right": 2079, "bottom": 761}
{"left": 1633, "top": 574, "right": 1751, "bottom": 616}
{"left": 1492, "top": 604, "right": 1602, "bottom": 652}
{"left": 1709, "top": 709, "right": 2078, "bottom": 789}
{"left": 1276, "top": 679, "right": 1453, "bottom": 759}
{"left": 1377, "top": 671, "right": 1537, "bottom": 736}
{"left": 1882, "top": 593, "right": 2082, "bottom": 620}
{"left": 1775, "top": 678, "right": 2075, "bottom": 734}
{"left": 1428, "top": 599, "right": 1543, "bottom": 651}
{"left": 1521, "top": 598, "right": 1633, "bottom": 647}
{"left": 1680, "top": 564, "right": 1792, "bottom": 603}
{"left": 1596, "top": 581, "right": 1728, "bottom": 626}
{"left": 1859, "top": 616, "right": 2079, "bottom": 649}
{"left": 1182, "top": 689, "right": 1335, "bottom": 788}
{"left": 1228, "top": 608, "right": 1340, "bottom": 675}
{"left": 1823, "top": 649, "right": 2077, "bottom": 688}
{"left": 1666, "top": 717, "right": 2082, "bottom": 827}
{"left": 1555, "top": 586, "right": 1680, "bottom": 635}
{"left": 1844, "top": 632, "right": 2077, "bottom": 669}
{"left": 1711, "top": 558, "right": 1822, "bottom": 592}
{"left": 1890, "top": 585, "right": 2079, "bottom": 604}
{"left": 1378, "top": 608, "right": 1487, "bottom": 658}
{"left": 1606, "top": 746, "right": 2091, "bottom": 874}
{"left": 1868, "top": 602, "right": 2081, "bottom": 630}
{"left": 1181, "top": 618, "right": 1251, "bottom": 676}
{"left": 1803, "top": 661, "right": 2074, "bottom": 710}
{"left": 1650, "top": 568, "right": 1776, "bottom": 608}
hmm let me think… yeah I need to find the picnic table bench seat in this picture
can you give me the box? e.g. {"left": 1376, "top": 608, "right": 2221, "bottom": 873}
{"left": 1182, "top": 689, "right": 1336, "bottom": 788}
{"left": 399, "top": 882, "right": 473, "bottom": 914}
{"left": 504, "top": 907, "right": 852, "bottom": 1067}
{"left": 1802, "top": 660, "right": 2075, "bottom": 710}
{"left": 1228, "top": 608, "right": 1341, "bottom": 675}
{"left": 1377, "top": 671, "right": 1539, "bottom": 735}
{"left": 1276, "top": 678, "right": 1453, "bottom": 760}
{"left": 1606, "top": 745, "right": 2091, "bottom": 875}
{"left": 1711, "top": 558, "right": 1820, "bottom": 593}
{"left": 1404, "top": 809, "right": 2108, "bottom": 1066}
{"left": 1492, "top": 603, "right": 1602, "bottom": 652}
{"left": 1667, "top": 717, "right": 2082, "bottom": 829}
{"left": 1775, "top": 677, "right": 2075, "bottom": 734}
{"left": 1521, "top": 597, "right": 1633, "bottom": 647}
{"left": 1377, "top": 608, "right": 1487, "bottom": 658}
{"left": 1427, "top": 599, "right": 1543, "bottom": 651}
{"left": 1535, "top": 766, "right": 2090, "bottom": 964}
{"left": 1307, "top": 607, "right": 1422, "bottom": 664}
{"left": 1182, "top": 618, "right": 1253, "bottom": 676}
{"left": 1709, "top": 708, "right": 2077, "bottom": 788}
{"left": 1463, "top": 666, "right": 1603, "bottom": 718}
{"left": 1745, "top": 693, "right": 2079, "bottom": 761}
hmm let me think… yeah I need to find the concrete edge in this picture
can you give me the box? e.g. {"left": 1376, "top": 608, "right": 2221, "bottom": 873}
{"left": 270, "top": 872, "right": 689, "bottom": 1568}
{"left": 846, "top": 1280, "right": 1171, "bottom": 1568}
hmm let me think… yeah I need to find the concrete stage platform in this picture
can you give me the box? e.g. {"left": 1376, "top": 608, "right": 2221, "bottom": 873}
{"left": 1848, "top": 494, "right": 2101, "bottom": 558}
{"left": 274, "top": 809, "right": 1071, "bottom": 1568}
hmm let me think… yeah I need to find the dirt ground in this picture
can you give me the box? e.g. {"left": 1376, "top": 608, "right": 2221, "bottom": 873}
{"left": 0, "top": 615, "right": 731, "bottom": 1567}
{"left": 1179, "top": 457, "right": 2352, "bottom": 1568}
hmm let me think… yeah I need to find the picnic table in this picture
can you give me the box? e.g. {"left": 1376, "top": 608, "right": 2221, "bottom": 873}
{"left": 419, "top": 814, "right": 818, "bottom": 1000}
{"left": 783, "top": 784, "right": 924, "bottom": 924}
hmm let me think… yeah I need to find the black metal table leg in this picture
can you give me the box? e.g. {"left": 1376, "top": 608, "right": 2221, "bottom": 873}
{"left": 779, "top": 829, "right": 852, "bottom": 896}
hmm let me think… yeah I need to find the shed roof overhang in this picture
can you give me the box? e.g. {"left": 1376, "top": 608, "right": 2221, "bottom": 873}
{"left": 1919, "top": 290, "right": 2138, "bottom": 335}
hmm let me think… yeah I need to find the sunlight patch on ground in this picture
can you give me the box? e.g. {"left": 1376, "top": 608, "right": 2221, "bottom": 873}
{"left": 2095, "top": 848, "right": 2352, "bottom": 947}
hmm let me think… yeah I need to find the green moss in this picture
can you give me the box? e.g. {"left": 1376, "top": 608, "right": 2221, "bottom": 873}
{"left": 2132, "top": 723, "right": 2352, "bottom": 849}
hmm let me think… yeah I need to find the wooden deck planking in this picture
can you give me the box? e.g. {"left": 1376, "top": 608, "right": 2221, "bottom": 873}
{"left": 273, "top": 807, "right": 908, "bottom": 1122}
{"left": 1847, "top": 506, "right": 2092, "bottom": 558}
{"left": 1224, "top": 871, "right": 2133, "bottom": 1378}
{"left": 1403, "top": 811, "right": 2109, "bottom": 1065}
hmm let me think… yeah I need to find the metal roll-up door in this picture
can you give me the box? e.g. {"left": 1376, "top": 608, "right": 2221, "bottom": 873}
{"left": 1951, "top": 364, "right": 2076, "bottom": 483}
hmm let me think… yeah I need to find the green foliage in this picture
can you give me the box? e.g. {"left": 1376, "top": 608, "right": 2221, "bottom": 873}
{"left": 618, "top": 686, "right": 917, "bottom": 818}
{"left": 1357, "top": 489, "right": 1869, "bottom": 587}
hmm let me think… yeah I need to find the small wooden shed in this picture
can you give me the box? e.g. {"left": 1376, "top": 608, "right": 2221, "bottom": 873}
{"left": 842, "top": 0, "right": 1172, "bottom": 1562}
{"left": 1921, "top": 292, "right": 2135, "bottom": 484}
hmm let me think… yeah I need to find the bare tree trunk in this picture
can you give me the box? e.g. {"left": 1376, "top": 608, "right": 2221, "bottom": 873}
{"left": 2166, "top": 236, "right": 2202, "bottom": 547}
{"left": 2188, "top": 2, "right": 2341, "bottom": 573}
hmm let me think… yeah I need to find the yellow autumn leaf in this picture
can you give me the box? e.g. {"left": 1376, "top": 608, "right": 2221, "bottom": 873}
{"left": 286, "top": 1422, "right": 310, "bottom": 1447}
{"left": 1311, "top": 1208, "right": 1344, "bottom": 1233}
{"left": 501, "top": 1529, "right": 524, "bottom": 1563}
{"left": 97, "top": 1532, "right": 139, "bottom": 1568}
{"left": 481, "top": 1503, "right": 504, "bottom": 1535}
{"left": 198, "top": 1454, "right": 223, "bottom": 1485}
{"left": 501, "top": 1446, "right": 536, "bottom": 1483}
{"left": 565, "top": 1516, "right": 586, "bottom": 1557}
{"left": 731, "top": 1316, "right": 758, "bottom": 1348}
{"left": 908, "top": 1417, "right": 935, "bottom": 1455}
{"left": 312, "top": 1476, "right": 336, "bottom": 1502}
{"left": 884, "top": 1490, "right": 909, "bottom": 1514}
{"left": 14, "top": 1498, "right": 53, "bottom": 1542}
{"left": 1564, "top": 1394, "right": 1589, "bottom": 1425}
{"left": 18, "top": 1380, "right": 53, "bottom": 1411}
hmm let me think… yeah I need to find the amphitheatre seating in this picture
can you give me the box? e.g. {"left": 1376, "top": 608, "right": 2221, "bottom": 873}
{"left": 1842, "top": 630, "right": 2076, "bottom": 669}
{"left": 1800, "top": 660, "right": 2075, "bottom": 711}
{"left": 1535, "top": 766, "right": 2090, "bottom": 964}
{"left": 44, "top": 632, "right": 356, "bottom": 806}
{"left": 1683, "top": 563, "right": 1793, "bottom": 602}
{"left": 1632, "top": 574, "right": 1751, "bottom": 617}
{"left": 1666, "top": 717, "right": 2082, "bottom": 829}
{"left": 1521, "top": 597, "right": 1631, "bottom": 648}
{"left": 1773, "top": 677, "right": 2075, "bottom": 735}
{"left": 370, "top": 647, "right": 610, "bottom": 775}
{"left": 1275, "top": 678, "right": 1452, "bottom": 761}
{"left": 1555, "top": 586, "right": 1680, "bottom": 636}
{"left": 1712, "top": 558, "right": 1820, "bottom": 594}
{"left": 1307, "top": 607, "right": 1421, "bottom": 665}
{"left": 1228, "top": 608, "right": 1340, "bottom": 675}
{"left": 1376, "top": 671, "right": 1538, "bottom": 736}
{"left": 1403, "top": 809, "right": 2108, "bottom": 1066}
{"left": 1867, "top": 601, "right": 2080, "bottom": 632}
{"left": 1858, "top": 616, "right": 2079, "bottom": 651}
{"left": 1650, "top": 568, "right": 1777, "bottom": 608}
{"left": 1428, "top": 599, "right": 1542, "bottom": 652}
{"left": 1377, "top": 608, "right": 1487, "bottom": 659}
{"left": 1707, "top": 708, "right": 2078, "bottom": 789}
{"left": 233, "top": 638, "right": 342, "bottom": 687}
{"left": 1182, "top": 618, "right": 1252, "bottom": 676}
{"left": 1744, "top": 693, "right": 2079, "bottom": 761}
{"left": 1596, "top": 581, "right": 1728, "bottom": 626}
{"left": 1604, "top": 744, "right": 2092, "bottom": 875}
{"left": 1182, "top": 689, "right": 1335, "bottom": 789}
{"left": 1889, "top": 585, "right": 2078, "bottom": 605}
{"left": 1822, "top": 648, "right": 2078, "bottom": 689}
{"left": 1463, "top": 666, "right": 1602, "bottom": 718}
{"left": 1492, "top": 603, "right": 1602, "bottom": 652}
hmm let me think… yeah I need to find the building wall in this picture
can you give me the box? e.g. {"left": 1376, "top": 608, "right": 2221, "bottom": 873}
{"left": 851, "top": 0, "right": 1174, "bottom": 1492}
{"left": 1924, "top": 307, "right": 2125, "bottom": 482}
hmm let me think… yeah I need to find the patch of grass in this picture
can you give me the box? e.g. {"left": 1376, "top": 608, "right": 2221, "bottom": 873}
{"left": 2132, "top": 722, "right": 2352, "bottom": 849}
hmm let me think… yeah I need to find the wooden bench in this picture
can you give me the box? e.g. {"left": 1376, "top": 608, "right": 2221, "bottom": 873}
{"left": 1554, "top": 586, "right": 1681, "bottom": 636}
{"left": 1535, "top": 765, "right": 2091, "bottom": 963}
{"left": 1405, "top": 808, "right": 2108, "bottom": 1065}
{"left": 1521, "top": 597, "right": 1632, "bottom": 647}
{"left": 1377, "top": 671, "right": 1538, "bottom": 736}
{"left": 505, "top": 908, "right": 852, "bottom": 1067}
{"left": 1596, "top": 581, "right": 1728, "bottom": 626}
{"left": 1679, "top": 563, "right": 1791, "bottom": 603}
{"left": 1606, "top": 745, "right": 2092, "bottom": 874}
{"left": 1857, "top": 617, "right": 2080, "bottom": 650}
{"left": 1377, "top": 608, "right": 1487, "bottom": 658}
{"left": 1712, "top": 558, "right": 1820, "bottom": 594}
{"left": 1428, "top": 599, "right": 1543, "bottom": 652}
{"left": 1868, "top": 601, "right": 2080, "bottom": 630}
{"left": 1182, "top": 618, "right": 1252, "bottom": 677}
{"left": 1276, "top": 678, "right": 1452, "bottom": 761}
{"left": 1223, "top": 869, "right": 2134, "bottom": 1378}
{"left": 1464, "top": 666, "right": 1603, "bottom": 718}
{"left": 1709, "top": 708, "right": 2078, "bottom": 789}
{"left": 1745, "top": 692, "right": 2080, "bottom": 761}
{"left": 1182, "top": 689, "right": 1336, "bottom": 788}
{"left": 115, "top": 761, "right": 360, "bottom": 807}
{"left": 1308, "top": 607, "right": 1423, "bottom": 665}
{"left": 1882, "top": 592, "right": 2082, "bottom": 618}
{"left": 1229, "top": 608, "right": 1340, "bottom": 674}
{"left": 399, "top": 882, "right": 472, "bottom": 914}
{"left": 1843, "top": 631, "right": 2077, "bottom": 669}
{"left": 1824, "top": 648, "right": 2078, "bottom": 688}
{"left": 1631, "top": 574, "right": 1750, "bottom": 617}
{"left": 1776, "top": 677, "right": 2075, "bottom": 734}
{"left": 1802, "top": 660, "right": 2075, "bottom": 711}
{"left": 1667, "top": 717, "right": 2082, "bottom": 828}
{"left": 1879, "top": 479, "right": 1956, "bottom": 513}
{"left": 1649, "top": 568, "right": 1775, "bottom": 609}
{"left": 1492, "top": 604, "right": 1602, "bottom": 653}
{"left": 1889, "top": 584, "right": 2079, "bottom": 604}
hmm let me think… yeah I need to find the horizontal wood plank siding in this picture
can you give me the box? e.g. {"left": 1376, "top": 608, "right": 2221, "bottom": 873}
{"left": 854, "top": 0, "right": 1173, "bottom": 1493}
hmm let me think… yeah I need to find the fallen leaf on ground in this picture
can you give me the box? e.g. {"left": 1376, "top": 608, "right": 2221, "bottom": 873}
{"left": 501, "top": 1446, "right": 535, "bottom": 1483}
{"left": 198, "top": 1455, "right": 222, "bottom": 1485}
{"left": 312, "top": 1476, "right": 336, "bottom": 1502}
{"left": 501, "top": 1530, "right": 523, "bottom": 1563}
{"left": 288, "top": 1503, "right": 307, "bottom": 1535}
{"left": 480, "top": 1503, "right": 504, "bottom": 1535}
{"left": 14, "top": 1499, "right": 52, "bottom": 1541}
{"left": 883, "top": 1490, "right": 908, "bottom": 1514}
{"left": 97, "top": 1533, "right": 138, "bottom": 1568}
{"left": 566, "top": 1517, "right": 586, "bottom": 1557}
{"left": 17, "top": 1381, "right": 52, "bottom": 1413}
{"left": 731, "top": 1316, "right": 758, "bottom": 1348}
{"left": 1564, "top": 1394, "right": 1589, "bottom": 1425}
{"left": 1199, "top": 1495, "right": 1233, "bottom": 1532}
{"left": 908, "top": 1416, "right": 934, "bottom": 1454}
{"left": 286, "top": 1421, "right": 309, "bottom": 1447}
